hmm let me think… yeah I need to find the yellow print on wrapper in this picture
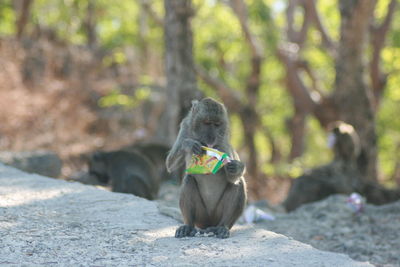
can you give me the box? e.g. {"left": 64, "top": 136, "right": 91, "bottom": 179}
{"left": 186, "top": 146, "right": 231, "bottom": 174}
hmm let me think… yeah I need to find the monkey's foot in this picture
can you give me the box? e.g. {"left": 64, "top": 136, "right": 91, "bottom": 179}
{"left": 175, "top": 225, "right": 197, "bottom": 238}
{"left": 202, "top": 226, "right": 230, "bottom": 239}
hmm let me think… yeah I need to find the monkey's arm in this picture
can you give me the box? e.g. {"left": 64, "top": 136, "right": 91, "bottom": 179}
{"left": 166, "top": 120, "right": 204, "bottom": 172}
{"left": 224, "top": 160, "right": 245, "bottom": 183}
{"left": 166, "top": 129, "right": 186, "bottom": 172}
{"left": 222, "top": 150, "right": 245, "bottom": 183}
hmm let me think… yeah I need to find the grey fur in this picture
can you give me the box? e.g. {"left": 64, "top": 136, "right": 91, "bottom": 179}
{"left": 166, "top": 98, "right": 247, "bottom": 238}
{"left": 89, "top": 150, "right": 159, "bottom": 200}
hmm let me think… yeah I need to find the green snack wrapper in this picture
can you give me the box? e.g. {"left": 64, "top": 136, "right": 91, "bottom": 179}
{"left": 186, "top": 146, "right": 230, "bottom": 174}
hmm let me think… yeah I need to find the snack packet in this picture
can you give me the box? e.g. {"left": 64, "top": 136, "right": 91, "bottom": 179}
{"left": 186, "top": 146, "right": 230, "bottom": 174}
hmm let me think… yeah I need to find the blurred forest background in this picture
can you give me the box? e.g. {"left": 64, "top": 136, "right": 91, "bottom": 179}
{"left": 1, "top": 0, "right": 400, "bottom": 204}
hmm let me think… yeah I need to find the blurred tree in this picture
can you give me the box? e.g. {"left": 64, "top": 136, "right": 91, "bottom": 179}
{"left": 333, "top": 0, "right": 378, "bottom": 181}
{"left": 145, "top": 0, "right": 399, "bottom": 198}
{"left": 83, "top": 0, "right": 97, "bottom": 49}
{"left": 194, "top": 0, "right": 265, "bottom": 197}
{"left": 1, "top": 0, "right": 399, "bottom": 201}
{"left": 162, "top": 0, "right": 203, "bottom": 145}
{"left": 278, "top": 0, "right": 397, "bottom": 183}
{"left": 13, "top": 0, "right": 33, "bottom": 39}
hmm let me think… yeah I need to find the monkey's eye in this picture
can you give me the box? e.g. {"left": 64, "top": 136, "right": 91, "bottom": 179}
{"left": 214, "top": 122, "right": 221, "bottom": 127}
{"left": 203, "top": 121, "right": 212, "bottom": 125}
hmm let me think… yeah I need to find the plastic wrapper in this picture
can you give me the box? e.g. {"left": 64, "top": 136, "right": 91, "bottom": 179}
{"left": 186, "top": 146, "right": 230, "bottom": 174}
{"left": 346, "top": 192, "right": 365, "bottom": 214}
{"left": 240, "top": 205, "right": 275, "bottom": 224}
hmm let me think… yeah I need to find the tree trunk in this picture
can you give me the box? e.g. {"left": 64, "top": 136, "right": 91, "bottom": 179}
{"left": 84, "top": 0, "right": 97, "bottom": 49}
{"left": 333, "top": 0, "right": 377, "bottom": 181}
{"left": 160, "top": 0, "right": 202, "bottom": 145}
{"left": 14, "top": 0, "right": 33, "bottom": 39}
{"left": 287, "top": 111, "right": 307, "bottom": 160}
{"left": 239, "top": 106, "right": 260, "bottom": 198}
{"left": 138, "top": 4, "right": 150, "bottom": 76}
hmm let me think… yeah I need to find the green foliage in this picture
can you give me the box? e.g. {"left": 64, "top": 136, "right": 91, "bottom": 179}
{"left": 194, "top": 0, "right": 246, "bottom": 91}
{"left": 378, "top": 11, "right": 400, "bottom": 182}
{"left": 248, "top": 0, "right": 280, "bottom": 50}
{"left": 0, "top": 1, "right": 15, "bottom": 35}
{"left": 230, "top": 114, "right": 243, "bottom": 149}
{"left": 96, "top": 1, "right": 139, "bottom": 49}
{"left": 316, "top": 1, "right": 340, "bottom": 40}
{"left": 102, "top": 49, "right": 127, "bottom": 67}
{"left": 13, "top": 0, "right": 163, "bottom": 50}
{"left": 303, "top": 117, "right": 331, "bottom": 166}
{"left": 391, "top": 8, "right": 400, "bottom": 48}
{"left": 31, "top": 0, "right": 86, "bottom": 44}
{"left": 303, "top": 32, "right": 335, "bottom": 92}
{"left": 375, "top": 0, "right": 392, "bottom": 23}
{"left": 378, "top": 48, "right": 400, "bottom": 183}
{"left": 99, "top": 86, "right": 151, "bottom": 109}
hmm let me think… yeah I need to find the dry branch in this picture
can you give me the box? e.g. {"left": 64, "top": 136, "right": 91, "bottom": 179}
{"left": 304, "top": 0, "right": 336, "bottom": 54}
{"left": 194, "top": 65, "right": 242, "bottom": 112}
{"left": 140, "top": 0, "right": 164, "bottom": 26}
{"left": 285, "top": 0, "right": 312, "bottom": 47}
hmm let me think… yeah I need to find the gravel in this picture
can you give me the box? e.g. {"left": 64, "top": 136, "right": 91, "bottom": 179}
{"left": 257, "top": 195, "right": 400, "bottom": 267}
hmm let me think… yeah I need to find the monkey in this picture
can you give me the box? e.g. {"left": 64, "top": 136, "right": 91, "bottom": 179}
{"left": 327, "top": 121, "right": 361, "bottom": 162}
{"left": 123, "top": 142, "right": 184, "bottom": 183}
{"left": 88, "top": 150, "right": 159, "bottom": 200}
{"left": 283, "top": 167, "right": 354, "bottom": 211}
{"left": 284, "top": 121, "right": 400, "bottom": 211}
{"left": 284, "top": 121, "right": 360, "bottom": 211}
{"left": 166, "top": 97, "right": 247, "bottom": 239}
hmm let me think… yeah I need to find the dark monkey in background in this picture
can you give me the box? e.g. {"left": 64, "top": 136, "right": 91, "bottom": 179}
{"left": 166, "top": 98, "right": 247, "bottom": 238}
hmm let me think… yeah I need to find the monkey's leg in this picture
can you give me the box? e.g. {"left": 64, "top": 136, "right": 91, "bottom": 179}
{"left": 175, "top": 175, "right": 208, "bottom": 238}
{"left": 210, "top": 181, "right": 246, "bottom": 238}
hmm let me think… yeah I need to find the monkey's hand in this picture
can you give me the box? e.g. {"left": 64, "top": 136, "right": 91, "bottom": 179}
{"left": 183, "top": 138, "right": 204, "bottom": 155}
{"left": 224, "top": 160, "right": 245, "bottom": 181}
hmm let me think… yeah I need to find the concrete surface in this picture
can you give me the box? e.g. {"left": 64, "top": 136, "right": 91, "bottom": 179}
{"left": 0, "top": 163, "right": 372, "bottom": 266}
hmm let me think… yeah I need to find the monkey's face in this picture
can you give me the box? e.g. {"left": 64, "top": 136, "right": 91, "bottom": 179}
{"left": 194, "top": 118, "right": 226, "bottom": 147}
{"left": 190, "top": 98, "right": 229, "bottom": 148}
{"left": 192, "top": 113, "right": 227, "bottom": 148}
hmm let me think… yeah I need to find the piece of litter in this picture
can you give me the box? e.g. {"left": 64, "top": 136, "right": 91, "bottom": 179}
{"left": 346, "top": 192, "right": 364, "bottom": 214}
{"left": 240, "top": 205, "right": 275, "bottom": 224}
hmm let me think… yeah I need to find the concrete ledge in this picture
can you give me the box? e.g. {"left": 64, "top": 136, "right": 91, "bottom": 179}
{"left": 0, "top": 163, "right": 372, "bottom": 266}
